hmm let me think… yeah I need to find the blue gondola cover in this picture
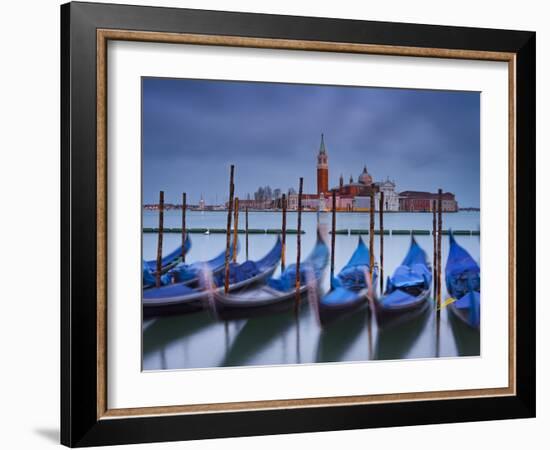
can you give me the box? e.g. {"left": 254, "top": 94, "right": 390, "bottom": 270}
{"left": 381, "top": 237, "right": 431, "bottom": 308}
{"left": 169, "top": 239, "right": 240, "bottom": 283}
{"left": 267, "top": 237, "right": 329, "bottom": 292}
{"left": 445, "top": 233, "right": 480, "bottom": 328}
{"left": 214, "top": 237, "right": 282, "bottom": 287}
{"left": 320, "top": 237, "right": 374, "bottom": 307}
{"left": 144, "top": 235, "right": 192, "bottom": 271}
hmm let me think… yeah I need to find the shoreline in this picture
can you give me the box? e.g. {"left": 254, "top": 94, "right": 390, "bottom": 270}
{"left": 143, "top": 227, "right": 480, "bottom": 236}
{"left": 143, "top": 209, "right": 477, "bottom": 214}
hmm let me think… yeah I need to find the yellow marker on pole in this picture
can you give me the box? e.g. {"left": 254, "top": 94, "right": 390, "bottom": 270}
{"left": 438, "top": 297, "right": 457, "bottom": 310}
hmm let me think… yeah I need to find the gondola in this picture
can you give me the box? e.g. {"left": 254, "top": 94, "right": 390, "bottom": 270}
{"left": 209, "top": 234, "right": 329, "bottom": 321}
{"left": 143, "top": 261, "right": 160, "bottom": 289}
{"left": 316, "top": 237, "right": 377, "bottom": 326}
{"left": 445, "top": 232, "right": 480, "bottom": 329}
{"left": 373, "top": 237, "right": 432, "bottom": 328}
{"left": 144, "top": 235, "right": 192, "bottom": 275}
{"left": 165, "top": 239, "right": 240, "bottom": 287}
{"left": 143, "top": 239, "right": 239, "bottom": 289}
{"left": 142, "top": 237, "right": 282, "bottom": 318}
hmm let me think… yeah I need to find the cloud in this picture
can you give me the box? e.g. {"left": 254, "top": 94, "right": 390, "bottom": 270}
{"left": 142, "top": 78, "right": 480, "bottom": 206}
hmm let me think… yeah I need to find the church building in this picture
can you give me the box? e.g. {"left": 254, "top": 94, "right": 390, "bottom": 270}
{"left": 316, "top": 134, "right": 377, "bottom": 198}
{"left": 288, "top": 134, "right": 402, "bottom": 212}
{"left": 316, "top": 134, "right": 329, "bottom": 195}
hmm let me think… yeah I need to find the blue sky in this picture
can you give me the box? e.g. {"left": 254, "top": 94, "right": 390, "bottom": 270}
{"left": 142, "top": 78, "right": 480, "bottom": 207}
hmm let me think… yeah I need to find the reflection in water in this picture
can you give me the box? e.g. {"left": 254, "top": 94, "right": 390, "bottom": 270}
{"left": 224, "top": 322, "right": 230, "bottom": 354}
{"left": 374, "top": 303, "right": 431, "bottom": 360}
{"left": 143, "top": 302, "right": 478, "bottom": 370}
{"left": 435, "top": 311, "right": 442, "bottom": 358}
{"left": 142, "top": 312, "right": 247, "bottom": 370}
{"left": 316, "top": 307, "right": 369, "bottom": 363}
{"left": 296, "top": 315, "right": 302, "bottom": 364}
{"left": 142, "top": 211, "right": 480, "bottom": 370}
{"left": 160, "top": 347, "right": 167, "bottom": 371}
{"left": 143, "top": 312, "right": 214, "bottom": 354}
{"left": 448, "top": 309, "right": 481, "bottom": 357}
{"left": 222, "top": 311, "right": 298, "bottom": 366}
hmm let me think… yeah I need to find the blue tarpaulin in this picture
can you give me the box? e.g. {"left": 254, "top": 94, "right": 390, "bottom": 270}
{"left": 445, "top": 232, "right": 480, "bottom": 328}
{"left": 144, "top": 235, "right": 192, "bottom": 271}
{"left": 267, "top": 236, "right": 329, "bottom": 292}
{"left": 381, "top": 237, "right": 431, "bottom": 308}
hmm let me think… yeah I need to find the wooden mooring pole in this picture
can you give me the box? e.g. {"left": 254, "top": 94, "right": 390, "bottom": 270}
{"left": 379, "top": 191, "right": 384, "bottom": 293}
{"left": 232, "top": 197, "right": 239, "bottom": 263}
{"left": 155, "top": 190, "right": 164, "bottom": 288}
{"left": 295, "top": 177, "right": 303, "bottom": 313}
{"left": 436, "top": 191, "right": 443, "bottom": 357}
{"left": 281, "top": 193, "right": 287, "bottom": 272}
{"left": 245, "top": 206, "right": 249, "bottom": 261}
{"left": 432, "top": 200, "right": 437, "bottom": 297}
{"left": 330, "top": 190, "right": 336, "bottom": 288}
{"left": 437, "top": 189, "right": 443, "bottom": 315}
{"left": 181, "top": 192, "right": 187, "bottom": 262}
{"left": 224, "top": 165, "right": 235, "bottom": 294}
{"left": 369, "top": 191, "right": 375, "bottom": 276}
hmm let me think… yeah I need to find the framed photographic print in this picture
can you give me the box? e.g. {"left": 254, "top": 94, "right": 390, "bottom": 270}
{"left": 61, "top": 1, "right": 535, "bottom": 447}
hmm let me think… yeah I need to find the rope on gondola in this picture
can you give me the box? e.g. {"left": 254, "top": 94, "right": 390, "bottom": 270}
{"left": 438, "top": 297, "right": 457, "bottom": 310}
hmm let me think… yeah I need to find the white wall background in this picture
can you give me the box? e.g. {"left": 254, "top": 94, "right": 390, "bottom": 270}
{"left": 0, "top": 0, "right": 545, "bottom": 448}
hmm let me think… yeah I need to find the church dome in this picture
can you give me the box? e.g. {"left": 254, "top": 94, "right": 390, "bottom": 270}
{"left": 358, "top": 165, "right": 373, "bottom": 185}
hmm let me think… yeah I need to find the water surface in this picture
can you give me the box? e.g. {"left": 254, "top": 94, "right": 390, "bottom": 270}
{"left": 143, "top": 210, "right": 480, "bottom": 370}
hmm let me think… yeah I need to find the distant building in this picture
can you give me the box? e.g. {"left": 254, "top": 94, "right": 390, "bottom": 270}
{"left": 336, "top": 194, "right": 354, "bottom": 211}
{"left": 374, "top": 178, "right": 399, "bottom": 211}
{"left": 235, "top": 198, "right": 272, "bottom": 210}
{"left": 334, "top": 166, "right": 377, "bottom": 199}
{"left": 302, "top": 194, "right": 322, "bottom": 210}
{"left": 288, "top": 193, "right": 320, "bottom": 211}
{"left": 316, "top": 134, "right": 329, "bottom": 195}
{"left": 399, "top": 191, "right": 458, "bottom": 212}
{"left": 318, "top": 193, "right": 327, "bottom": 211}
{"left": 234, "top": 135, "right": 457, "bottom": 213}
{"left": 287, "top": 194, "right": 298, "bottom": 210}
{"left": 353, "top": 196, "right": 373, "bottom": 211}
{"left": 299, "top": 135, "right": 400, "bottom": 212}
{"left": 315, "top": 135, "right": 377, "bottom": 201}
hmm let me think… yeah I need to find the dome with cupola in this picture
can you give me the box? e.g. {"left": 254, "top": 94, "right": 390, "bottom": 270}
{"left": 358, "top": 165, "right": 373, "bottom": 185}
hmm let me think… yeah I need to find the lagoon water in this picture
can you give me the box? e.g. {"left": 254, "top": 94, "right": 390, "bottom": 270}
{"left": 142, "top": 210, "right": 480, "bottom": 370}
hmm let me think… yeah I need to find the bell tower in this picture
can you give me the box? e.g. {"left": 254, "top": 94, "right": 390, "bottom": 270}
{"left": 317, "top": 134, "right": 329, "bottom": 195}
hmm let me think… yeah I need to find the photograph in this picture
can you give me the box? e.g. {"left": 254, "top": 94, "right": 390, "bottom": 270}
{"left": 141, "top": 78, "right": 481, "bottom": 370}
{"left": 56, "top": 1, "right": 536, "bottom": 446}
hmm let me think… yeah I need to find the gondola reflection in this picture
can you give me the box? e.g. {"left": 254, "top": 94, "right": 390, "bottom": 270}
{"left": 143, "top": 311, "right": 215, "bottom": 355}
{"left": 315, "top": 306, "right": 369, "bottom": 363}
{"left": 221, "top": 308, "right": 308, "bottom": 367}
{"left": 448, "top": 307, "right": 481, "bottom": 357}
{"left": 142, "top": 210, "right": 481, "bottom": 370}
{"left": 373, "top": 303, "right": 432, "bottom": 360}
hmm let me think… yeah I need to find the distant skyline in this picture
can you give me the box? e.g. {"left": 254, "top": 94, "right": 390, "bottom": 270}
{"left": 142, "top": 78, "right": 480, "bottom": 207}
